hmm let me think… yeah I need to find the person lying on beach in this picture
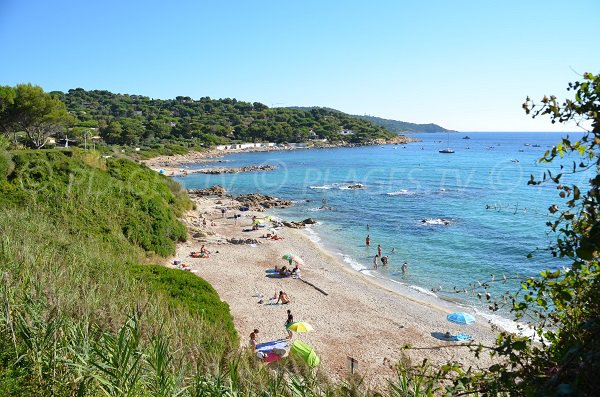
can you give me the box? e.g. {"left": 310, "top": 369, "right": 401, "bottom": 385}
{"left": 190, "top": 251, "right": 209, "bottom": 258}
{"left": 270, "top": 234, "right": 283, "bottom": 240}
{"left": 278, "top": 266, "right": 292, "bottom": 277}
{"left": 277, "top": 291, "right": 290, "bottom": 304}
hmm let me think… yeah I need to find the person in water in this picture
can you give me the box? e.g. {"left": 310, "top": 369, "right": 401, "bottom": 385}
{"left": 381, "top": 255, "right": 389, "bottom": 266}
{"left": 373, "top": 254, "right": 379, "bottom": 270}
{"left": 377, "top": 244, "right": 382, "bottom": 257}
{"left": 366, "top": 235, "right": 371, "bottom": 246}
{"left": 401, "top": 261, "right": 408, "bottom": 274}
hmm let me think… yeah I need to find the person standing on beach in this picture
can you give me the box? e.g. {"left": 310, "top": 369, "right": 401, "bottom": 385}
{"left": 285, "top": 310, "right": 294, "bottom": 339}
{"left": 401, "top": 261, "right": 408, "bottom": 274}
{"left": 249, "top": 329, "right": 259, "bottom": 351}
{"left": 366, "top": 235, "right": 371, "bottom": 246}
{"left": 221, "top": 207, "right": 226, "bottom": 218}
{"left": 377, "top": 244, "right": 382, "bottom": 257}
{"left": 373, "top": 254, "right": 379, "bottom": 270}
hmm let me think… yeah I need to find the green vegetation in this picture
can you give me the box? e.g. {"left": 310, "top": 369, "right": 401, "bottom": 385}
{"left": 0, "top": 84, "right": 75, "bottom": 148}
{"left": 56, "top": 88, "right": 395, "bottom": 149}
{"left": 397, "top": 73, "right": 600, "bottom": 396}
{"left": 0, "top": 148, "right": 241, "bottom": 395}
{"left": 353, "top": 114, "right": 454, "bottom": 133}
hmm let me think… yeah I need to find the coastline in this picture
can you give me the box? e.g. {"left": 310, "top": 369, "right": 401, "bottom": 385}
{"left": 165, "top": 190, "right": 500, "bottom": 384}
{"left": 142, "top": 135, "right": 418, "bottom": 171}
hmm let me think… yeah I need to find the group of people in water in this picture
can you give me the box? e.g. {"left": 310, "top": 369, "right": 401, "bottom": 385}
{"left": 366, "top": 226, "right": 408, "bottom": 273}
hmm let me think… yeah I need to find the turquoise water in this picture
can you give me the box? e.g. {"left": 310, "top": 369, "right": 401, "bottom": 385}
{"left": 175, "top": 132, "right": 587, "bottom": 311}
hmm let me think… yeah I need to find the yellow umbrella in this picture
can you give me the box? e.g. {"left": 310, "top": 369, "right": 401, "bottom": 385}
{"left": 287, "top": 321, "right": 313, "bottom": 333}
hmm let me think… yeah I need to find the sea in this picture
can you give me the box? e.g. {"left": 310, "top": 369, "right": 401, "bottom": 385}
{"left": 174, "top": 132, "right": 589, "bottom": 326}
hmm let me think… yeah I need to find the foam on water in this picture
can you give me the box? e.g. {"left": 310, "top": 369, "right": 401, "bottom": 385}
{"left": 420, "top": 218, "right": 453, "bottom": 225}
{"left": 302, "top": 225, "right": 322, "bottom": 244}
{"left": 386, "top": 189, "right": 415, "bottom": 196}
{"left": 408, "top": 285, "right": 439, "bottom": 297}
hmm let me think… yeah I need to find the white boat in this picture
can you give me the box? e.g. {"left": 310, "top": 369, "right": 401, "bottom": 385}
{"left": 439, "top": 132, "right": 454, "bottom": 154}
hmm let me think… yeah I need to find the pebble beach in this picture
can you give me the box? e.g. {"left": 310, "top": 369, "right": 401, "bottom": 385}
{"left": 165, "top": 191, "right": 499, "bottom": 384}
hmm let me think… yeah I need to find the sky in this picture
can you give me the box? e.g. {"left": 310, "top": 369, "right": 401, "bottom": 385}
{"left": 1, "top": 0, "right": 598, "bottom": 132}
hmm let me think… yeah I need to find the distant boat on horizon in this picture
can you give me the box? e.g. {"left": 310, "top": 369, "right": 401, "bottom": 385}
{"left": 462, "top": 135, "right": 471, "bottom": 139}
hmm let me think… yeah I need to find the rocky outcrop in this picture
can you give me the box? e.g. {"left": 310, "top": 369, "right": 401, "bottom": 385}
{"left": 283, "top": 218, "right": 317, "bottom": 228}
{"left": 188, "top": 185, "right": 227, "bottom": 197}
{"left": 347, "top": 184, "right": 364, "bottom": 189}
{"left": 235, "top": 193, "right": 293, "bottom": 211}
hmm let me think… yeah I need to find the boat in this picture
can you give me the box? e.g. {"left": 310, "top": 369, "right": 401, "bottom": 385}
{"left": 439, "top": 132, "right": 454, "bottom": 154}
{"left": 462, "top": 136, "right": 471, "bottom": 139}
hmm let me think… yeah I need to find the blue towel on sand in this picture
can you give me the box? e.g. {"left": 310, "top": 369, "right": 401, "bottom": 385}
{"left": 453, "top": 333, "right": 472, "bottom": 341}
{"left": 256, "top": 339, "right": 288, "bottom": 353}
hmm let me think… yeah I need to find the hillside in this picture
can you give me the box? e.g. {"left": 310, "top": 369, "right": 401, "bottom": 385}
{"left": 353, "top": 115, "right": 455, "bottom": 133}
{"left": 0, "top": 148, "right": 239, "bottom": 395}
{"left": 286, "top": 107, "right": 453, "bottom": 133}
{"left": 52, "top": 88, "right": 397, "bottom": 150}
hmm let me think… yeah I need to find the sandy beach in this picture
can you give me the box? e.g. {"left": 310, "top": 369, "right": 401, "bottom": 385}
{"left": 165, "top": 191, "right": 500, "bottom": 385}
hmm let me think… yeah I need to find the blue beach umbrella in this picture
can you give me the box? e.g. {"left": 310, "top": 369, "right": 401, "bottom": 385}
{"left": 447, "top": 312, "right": 475, "bottom": 325}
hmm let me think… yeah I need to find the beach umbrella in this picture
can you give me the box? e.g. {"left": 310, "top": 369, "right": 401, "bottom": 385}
{"left": 447, "top": 312, "right": 475, "bottom": 325}
{"left": 282, "top": 254, "right": 305, "bottom": 266}
{"left": 290, "top": 340, "right": 320, "bottom": 368}
{"left": 287, "top": 321, "right": 313, "bottom": 333}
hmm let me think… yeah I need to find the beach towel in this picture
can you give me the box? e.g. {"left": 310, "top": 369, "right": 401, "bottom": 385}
{"left": 256, "top": 339, "right": 289, "bottom": 354}
{"left": 264, "top": 352, "right": 284, "bottom": 363}
{"left": 453, "top": 333, "right": 472, "bottom": 341}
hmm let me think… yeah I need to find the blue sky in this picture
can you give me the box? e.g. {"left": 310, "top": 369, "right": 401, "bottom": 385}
{"left": 1, "top": 0, "right": 598, "bottom": 131}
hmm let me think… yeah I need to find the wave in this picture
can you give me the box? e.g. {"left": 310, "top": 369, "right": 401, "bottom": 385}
{"left": 303, "top": 225, "right": 322, "bottom": 244}
{"left": 420, "top": 218, "right": 453, "bottom": 225}
{"left": 474, "top": 308, "right": 538, "bottom": 339}
{"left": 386, "top": 189, "right": 415, "bottom": 196}
{"left": 307, "top": 206, "right": 336, "bottom": 212}
{"left": 408, "top": 285, "right": 438, "bottom": 297}
{"left": 340, "top": 253, "right": 369, "bottom": 272}
{"left": 309, "top": 183, "right": 365, "bottom": 190}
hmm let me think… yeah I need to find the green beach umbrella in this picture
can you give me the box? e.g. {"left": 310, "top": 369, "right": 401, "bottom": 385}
{"left": 282, "top": 254, "right": 304, "bottom": 266}
{"left": 290, "top": 339, "right": 320, "bottom": 368}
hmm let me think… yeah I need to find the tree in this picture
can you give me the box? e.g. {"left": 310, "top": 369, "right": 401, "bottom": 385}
{"left": 0, "top": 86, "right": 17, "bottom": 144}
{"left": 437, "top": 73, "right": 600, "bottom": 396}
{"left": 1, "top": 84, "right": 75, "bottom": 148}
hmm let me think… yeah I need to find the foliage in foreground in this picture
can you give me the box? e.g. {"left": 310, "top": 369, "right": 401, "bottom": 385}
{"left": 423, "top": 72, "right": 600, "bottom": 396}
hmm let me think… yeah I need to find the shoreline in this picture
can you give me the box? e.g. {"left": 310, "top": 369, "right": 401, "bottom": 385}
{"left": 142, "top": 136, "right": 418, "bottom": 170}
{"left": 164, "top": 190, "right": 500, "bottom": 384}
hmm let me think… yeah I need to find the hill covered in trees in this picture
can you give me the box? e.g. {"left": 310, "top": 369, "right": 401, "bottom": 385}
{"left": 53, "top": 88, "right": 396, "bottom": 147}
{"left": 287, "top": 106, "right": 453, "bottom": 133}
{"left": 353, "top": 114, "right": 454, "bottom": 133}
